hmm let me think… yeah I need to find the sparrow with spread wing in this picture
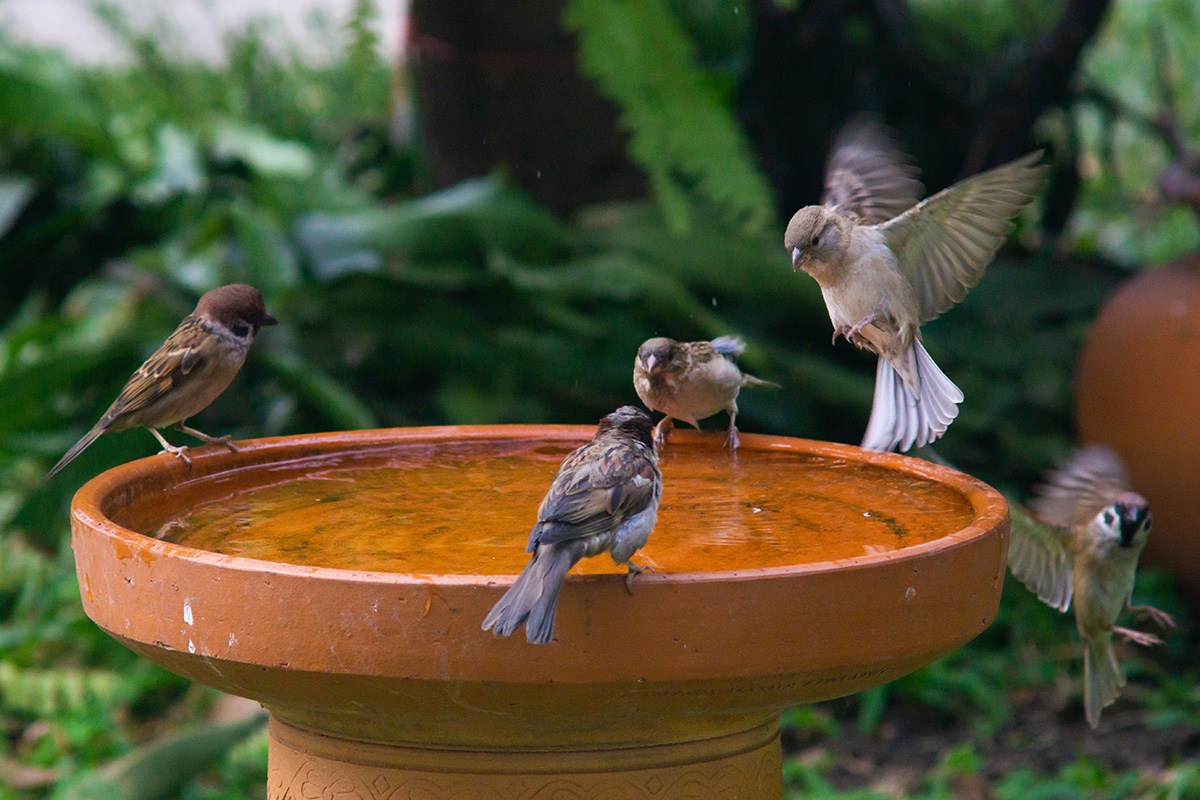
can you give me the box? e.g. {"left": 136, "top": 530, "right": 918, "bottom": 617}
{"left": 634, "top": 335, "right": 778, "bottom": 450}
{"left": 47, "top": 284, "right": 278, "bottom": 478}
{"left": 482, "top": 406, "right": 662, "bottom": 644}
{"left": 1008, "top": 445, "right": 1176, "bottom": 728}
{"left": 784, "top": 120, "right": 1045, "bottom": 452}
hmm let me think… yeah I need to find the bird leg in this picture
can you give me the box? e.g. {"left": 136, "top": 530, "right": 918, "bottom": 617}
{"left": 845, "top": 311, "right": 879, "bottom": 346}
{"left": 652, "top": 417, "right": 674, "bottom": 449}
{"left": 725, "top": 408, "right": 740, "bottom": 450}
{"left": 148, "top": 428, "right": 192, "bottom": 466}
{"left": 1127, "top": 604, "right": 1177, "bottom": 630}
{"left": 624, "top": 561, "right": 654, "bottom": 594}
{"left": 175, "top": 423, "right": 239, "bottom": 454}
{"left": 1113, "top": 625, "right": 1164, "bottom": 647}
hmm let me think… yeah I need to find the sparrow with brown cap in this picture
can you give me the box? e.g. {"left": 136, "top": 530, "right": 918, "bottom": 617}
{"left": 784, "top": 120, "right": 1045, "bottom": 452}
{"left": 47, "top": 284, "right": 278, "bottom": 478}
{"left": 1008, "top": 445, "right": 1175, "bottom": 728}
{"left": 482, "top": 406, "right": 662, "bottom": 644}
{"left": 633, "top": 335, "right": 778, "bottom": 449}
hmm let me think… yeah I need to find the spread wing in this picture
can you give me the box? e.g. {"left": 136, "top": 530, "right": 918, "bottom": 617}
{"left": 1007, "top": 504, "right": 1074, "bottom": 612}
{"left": 1030, "top": 445, "right": 1131, "bottom": 530}
{"left": 876, "top": 151, "right": 1045, "bottom": 323}
{"left": 822, "top": 119, "right": 923, "bottom": 224}
{"left": 528, "top": 439, "right": 659, "bottom": 549}
{"left": 103, "top": 316, "right": 210, "bottom": 426}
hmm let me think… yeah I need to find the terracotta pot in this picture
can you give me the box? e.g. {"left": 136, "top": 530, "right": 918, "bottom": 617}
{"left": 71, "top": 426, "right": 1009, "bottom": 799}
{"left": 1075, "top": 255, "right": 1200, "bottom": 605}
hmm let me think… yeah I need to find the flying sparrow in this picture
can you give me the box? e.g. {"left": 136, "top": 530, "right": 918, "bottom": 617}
{"left": 784, "top": 120, "right": 1045, "bottom": 452}
{"left": 1008, "top": 445, "right": 1175, "bottom": 728}
{"left": 633, "top": 335, "right": 778, "bottom": 449}
{"left": 47, "top": 284, "right": 278, "bottom": 478}
{"left": 482, "top": 405, "right": 662, "bottom": 644}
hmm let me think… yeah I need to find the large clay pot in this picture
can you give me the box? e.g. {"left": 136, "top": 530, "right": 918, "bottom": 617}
{"left": 71, "top": 426, "right": 1008, "bottom": 798}
{"left": 1075, "top": 255, "right": 1200, "bottom": 604}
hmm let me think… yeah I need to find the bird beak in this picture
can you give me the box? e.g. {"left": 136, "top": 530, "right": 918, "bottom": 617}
{"left": 791, "top": 246, "right": 803, "bottom": 271}
{"left": 645, "top": 355, "right": 657, "bottom": 373}
{"left": 260, "top": 312, "right": 279, "bottom": 326}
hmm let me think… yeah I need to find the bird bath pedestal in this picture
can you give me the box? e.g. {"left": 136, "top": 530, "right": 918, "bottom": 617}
{"left": 70, "top": 426, "right": 1008, "bottom": 799}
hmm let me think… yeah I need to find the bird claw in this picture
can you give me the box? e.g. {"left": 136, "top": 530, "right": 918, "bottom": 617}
{"left": 652, "top": 418, "right": 673, "bottom": 449}
{"left": 1114, "top": 625, "right": 1164, "bottom": 647}
{"left": 725, "top": 425, "right": 740, "bottom": 450}
{"left": 1128, "top": 604, "right": 1177, "bottom": 630}
{"left": 213, "top": 435, "right": 239, "bottom": 454}
{"left": 625, "top": 562, "right": 654, "bottom": 595}
{"left": 846, "top": 313, "right": 878, "bottom": 344}
{"left": 163, "top": 444, "right": 192, "bottom": 467}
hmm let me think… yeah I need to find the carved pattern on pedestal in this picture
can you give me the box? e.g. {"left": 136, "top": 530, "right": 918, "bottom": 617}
{"left": 267, "top": 744, "right": 778, "bottom": 800}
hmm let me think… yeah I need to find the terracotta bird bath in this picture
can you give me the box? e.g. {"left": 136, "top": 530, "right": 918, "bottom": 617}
{"left": 70, "top": 426, "right": 1008, "bottom": 799}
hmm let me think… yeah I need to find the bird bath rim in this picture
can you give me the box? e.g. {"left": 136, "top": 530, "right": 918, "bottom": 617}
{"left": 70, "top": 424, "right": 1008, "bottom": 585}
{"left": 70, "top": 424, "right": 1010, "bottom": 798}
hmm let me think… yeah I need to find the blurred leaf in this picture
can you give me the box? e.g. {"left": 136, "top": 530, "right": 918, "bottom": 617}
{"left": 564, "top": 0, "right": 774, "bottom": 233}
{"left": 0, "top": 177, "right": 34, "bottom": 238}
{"left": 260, "top": 350, "right": 378, "bottom": 430}
{"left": 54, "top": 714, "right": 266, "bottom": 800}
{"left": 211, "top": 120, "right": 315, "bottom": 178}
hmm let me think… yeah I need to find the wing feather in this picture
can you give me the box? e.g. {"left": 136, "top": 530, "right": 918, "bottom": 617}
{"left": 527, "top": 440, "right": 659, "bottom": 548}
{"left": 821, "top": 118, "right": 923, "bottom": 224}
{"left": 877, "top": 152, "right": 1046, "bottom": 322}
{"left": 1007, "top": 504, "right": 1075, "bottom": 612}
{"left": 1030, "top": 445, "right": 1131, "bottom": 529}
{"left": 102, "top": 316, "right": 211, "bottom": 427}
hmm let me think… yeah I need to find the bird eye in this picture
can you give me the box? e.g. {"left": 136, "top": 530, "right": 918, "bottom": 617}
{"left": 812, "top": 235, "right": 821, "bottom": 247}
{"left": 231, "top": 322, "right": 251, "bottom": 338}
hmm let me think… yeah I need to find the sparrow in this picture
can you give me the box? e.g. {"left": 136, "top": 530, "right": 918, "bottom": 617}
{"left": 47, "top": 284, "right": 278, "bottom": 478}
{"left": 1008, "top": 445, "right": 1176, "bottom": 728}
{"left": 633, "top": 335, "right": 779, "bottom": 450}
{"left": 482, "top": 405, "right": 662, "bottom": 644}
{"left": 784, "top": 120, "right": 1046, "bottom": 452}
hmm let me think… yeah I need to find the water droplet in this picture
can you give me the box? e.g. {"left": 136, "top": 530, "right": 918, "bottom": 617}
{"left": 905, "top": 586, "right": 916, "bottom": 600}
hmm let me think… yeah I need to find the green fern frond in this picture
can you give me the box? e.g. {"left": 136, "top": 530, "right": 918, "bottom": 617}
{"left": 0, "top": 661, "right": 125, "bottom": 717}
{"left": 564, "top": 0, "right": 774, "bottom": 233}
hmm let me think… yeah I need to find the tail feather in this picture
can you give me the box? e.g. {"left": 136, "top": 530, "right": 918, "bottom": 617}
{"left": 860, "top": 341, "right": 962, "bottom": 453}
{"left": 46, "top": 422, "right": 108, "bottom": 480}
{"left": 1083, "top": 632, "right": 1124, "bottom": 728}
{"left": 482, "top": 545, "right": 575, "bottom": 644}
{"left": 741, "top": 373, "right": 780, "bottom": 390}
{"left": 709, "top": 335, "right": 746, "bottom": 356}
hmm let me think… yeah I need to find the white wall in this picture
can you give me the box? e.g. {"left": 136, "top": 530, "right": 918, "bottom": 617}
{"left": 0, "top": 0, "right": 405, "bottom": 64}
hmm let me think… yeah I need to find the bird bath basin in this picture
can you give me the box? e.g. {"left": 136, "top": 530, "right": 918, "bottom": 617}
{"left": 70, "top": 425, "right": 1008, "bottom": 798}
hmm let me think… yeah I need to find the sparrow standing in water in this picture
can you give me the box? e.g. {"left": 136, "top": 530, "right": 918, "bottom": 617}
{"left": 1008, "top": 445, "right": 1175, "bottom": 728}
{"left": 482, "top": 406, "right": 662, "bottom": 644}
{"left": 784, "top": 121, "right": 1045, "bottom": 452}
{"left": 634, "top": 335, "right": 778, "bottom": 449}
{"left": 47, "top": 284, "right": 278, "bottom": 478}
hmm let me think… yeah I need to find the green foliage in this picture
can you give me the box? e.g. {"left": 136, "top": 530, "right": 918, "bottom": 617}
{"left": 563, "top": 0, "right": 774, "bottom": 233}
{"left": 906, "top": 0, "right": 1063, "bottom": 66}
{"left": 0, "top": 2, "right": 1197, "bottom": 798}
{"left": 1066, "top": 0, "right": 1200, "bottom": 265}
{"left": 54, "top": 715, "right": 265, "bottom": 800}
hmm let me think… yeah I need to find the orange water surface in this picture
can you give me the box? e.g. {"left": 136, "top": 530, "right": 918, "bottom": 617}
{"left": 122, "top": 437, "right": 976, "bottom": 576}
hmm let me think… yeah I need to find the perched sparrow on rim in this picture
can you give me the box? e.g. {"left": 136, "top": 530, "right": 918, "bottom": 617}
{"left": 633, "top": 335, "right": 778, "bottom": 450}
{"left": 1008, "top": 445, "right": 1175, "bottom": 728}
{"left": 784, "top": 120, "right": 1045, "bottom": 452}
{"left": 482, "top": 405, "right": 662, "bottom": 644}
{"left": 47, "top": 284, "right": 278, "bottom": 478}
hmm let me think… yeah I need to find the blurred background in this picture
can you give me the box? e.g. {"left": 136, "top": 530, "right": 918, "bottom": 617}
{"left": 0, "top": 0, "right": 1198, "bottom": 797}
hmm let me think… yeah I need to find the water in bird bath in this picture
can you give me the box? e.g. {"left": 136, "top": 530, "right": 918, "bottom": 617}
{"left": 114, "top": 436, "right": 975, "bottom": 575}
